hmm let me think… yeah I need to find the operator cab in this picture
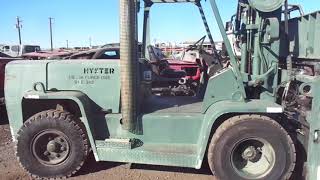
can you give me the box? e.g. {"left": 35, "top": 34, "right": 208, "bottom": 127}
{"left": 147, "top": 45, "right": 187, "bottom": 78}
{"left": 143, "top": 33, "right": 224, "bottom": 97}
{"left": 141, "top": 37, "right": 223, "bottom": 113}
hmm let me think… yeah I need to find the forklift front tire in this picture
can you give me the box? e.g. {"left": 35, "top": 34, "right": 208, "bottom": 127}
{"left": 16, "top": 110, "right": 89, "bottom": 179}
{"left": 208, "top": 115, "right": 296, "bottom": 180}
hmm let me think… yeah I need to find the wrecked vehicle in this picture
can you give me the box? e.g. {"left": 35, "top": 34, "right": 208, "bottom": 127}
{"left": 66, "top": 47, "right": 120, "bottom": 60}
{"left": 0, "top": 44, "right": 41, "bottom": 58}
{"left": 147, "top": 38, "right": 218, "bottom": 96}
{"left": 22, "top": 50, "right": 74, "bottom": 60}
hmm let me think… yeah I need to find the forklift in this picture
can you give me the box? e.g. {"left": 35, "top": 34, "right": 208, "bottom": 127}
{"left": 5, "top": 0, "right": 320, "bottom": 179}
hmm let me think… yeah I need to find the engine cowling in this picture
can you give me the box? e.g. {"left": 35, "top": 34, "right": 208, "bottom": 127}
{"left": 248, "top": 0, "right": 285, "bottom": 12}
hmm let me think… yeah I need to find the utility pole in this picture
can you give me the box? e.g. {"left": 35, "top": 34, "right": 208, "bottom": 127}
{"left": 89, "top": 37, "right": 92, "bottom": 48}
{"left": 49, "top": 17, "right": 54, "bottom": 51}
{"left": 15, "top": 17, "right": 22, "bottom": 45}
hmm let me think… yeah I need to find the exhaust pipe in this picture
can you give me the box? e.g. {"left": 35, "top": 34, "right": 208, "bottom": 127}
{"left": 120, "top": 0, "right": 138, "bottom": 132}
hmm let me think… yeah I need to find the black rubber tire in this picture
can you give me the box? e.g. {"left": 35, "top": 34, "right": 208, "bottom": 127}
{"left": 208, "top": 115, "right": 296, "bottom": 180}
{"left": 16, "top": 110, "right": 89, "bottom": 179}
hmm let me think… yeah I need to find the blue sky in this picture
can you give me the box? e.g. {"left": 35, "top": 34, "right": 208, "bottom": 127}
{"left": 0, "top": 0, "right": 319, "bottom": 48}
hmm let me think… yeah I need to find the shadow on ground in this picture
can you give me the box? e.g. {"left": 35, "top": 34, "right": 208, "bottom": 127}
{"left": 0, "top": 107, "right": 8, "bottom": 125}
{"left": 130, "top": 161, "right": 212, "bottom": 176}
{"left": 76, "top": 153, "right": 123, "bottom": 176}
{"left": 75, "top": 151, "right": 305, "bottom": 180}
{"left": 75, "top": 152, "right": 212, "bottom": 177}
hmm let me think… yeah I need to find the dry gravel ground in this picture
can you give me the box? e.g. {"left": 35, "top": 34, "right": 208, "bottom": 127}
{"left": 0, "top": 108, "right": 214, "bottom": 180}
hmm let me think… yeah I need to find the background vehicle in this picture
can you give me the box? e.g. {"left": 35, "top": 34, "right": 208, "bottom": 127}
{"left": 22, "top": 50, "right": 74, "bottom": 60}
{"left": 5, "top": 0, "right": 320, "bottom": 180}
{"left": 66, "top": 47, "right": 120, "bottom": 59}
{"left": 0, "top": 44, "right": 41, "bottom": 57}
{"left": 67, "top": 45, "right": 204, "bottom": 96}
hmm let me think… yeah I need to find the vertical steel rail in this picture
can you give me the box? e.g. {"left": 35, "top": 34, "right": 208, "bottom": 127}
{"left": 142, "top": 1, "right": 152, "bottom": 59}
{"left": 284, "top": 0, "right": 293, "bottom": 80}
{"left": 120, "top": 0, "right": 138, "bottom": 131}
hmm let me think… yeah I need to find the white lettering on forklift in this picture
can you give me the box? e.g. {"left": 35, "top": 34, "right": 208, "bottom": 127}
{"left": 83, "top": 68, "right": 115, "bottom": 74}
{"left": 69, "top": 74, "right": 111, "bottom": 85}
{"left": 266, "top": 107, "right": 283, "bottom": 113}
{"left": 25, "top": 95, "right": 40, "bottom": 99}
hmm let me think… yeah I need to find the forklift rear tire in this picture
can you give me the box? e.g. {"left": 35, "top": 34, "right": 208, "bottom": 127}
{"left": 16, "top": 110, "right": 89, "bottom": 179}
{"left": 208, "top": 115, "right": 296, "bottom": 180}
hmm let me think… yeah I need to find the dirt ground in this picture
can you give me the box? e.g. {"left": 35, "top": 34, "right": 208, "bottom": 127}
{"left": 0, "top": 109, "right": 214, "bottom": 180}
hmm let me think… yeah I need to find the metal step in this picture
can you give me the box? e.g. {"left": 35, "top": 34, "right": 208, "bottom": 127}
{"left": 96, "top": 139, "right": 134, "bottom": 149}
{"left": 95, "top": 142, "right": 200, "bottom": 169}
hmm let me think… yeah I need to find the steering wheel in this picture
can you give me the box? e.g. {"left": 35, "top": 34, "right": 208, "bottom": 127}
{"left": 186, "top": 35, "right": 206, "bottom": 52}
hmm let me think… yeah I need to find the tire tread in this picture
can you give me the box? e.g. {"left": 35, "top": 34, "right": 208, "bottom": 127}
{"left": 16, "top": 109, "right": 89, "bottom": 179}
{"left": 208, "top": 114, "right": 296, "bottom": 180}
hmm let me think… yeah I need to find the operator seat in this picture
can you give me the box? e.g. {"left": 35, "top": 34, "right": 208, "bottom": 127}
{"left": 147, "top": 45, "right": 186, "bottom": 78}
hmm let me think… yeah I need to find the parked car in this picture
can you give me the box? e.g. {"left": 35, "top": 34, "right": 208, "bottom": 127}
{"left": 0, "top": 44, "right": 41, "bottom": 57}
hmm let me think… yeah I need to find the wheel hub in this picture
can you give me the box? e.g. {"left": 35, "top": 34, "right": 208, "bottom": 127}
{"left": 241, "top": 146, "right": 258, "bottom": 161}
{"left": 47, "top": 140, "right": 59, "bottom": 152}
{"left": 32, "top": 130, "right": 70, "bottom": 165}
{"left": 231, "top": 138, "right": 276, "bottom": 179}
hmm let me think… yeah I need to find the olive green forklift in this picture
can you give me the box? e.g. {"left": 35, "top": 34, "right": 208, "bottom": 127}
{"left": 5, "top": 0, "right": 320, "bottom": 179}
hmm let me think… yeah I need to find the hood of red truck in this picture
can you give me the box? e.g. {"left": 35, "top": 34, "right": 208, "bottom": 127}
{"left": 166, "top": 59, "right": 197, "bottom": 65}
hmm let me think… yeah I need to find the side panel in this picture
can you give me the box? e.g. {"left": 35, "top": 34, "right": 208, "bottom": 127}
{"left": 95, "top": 113, "right": 204, "bottom": 168}
{"left": 5, "top": 60, "right": 51, "bottom": 137}
{"left": 103, "top": 113, "right": 204, "bottom": 144}
{"left": 47, "top": 60, "right": 121, "bottom": 113}
{"left": 202, "top": 68, "right": 244, "bottom": 112}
